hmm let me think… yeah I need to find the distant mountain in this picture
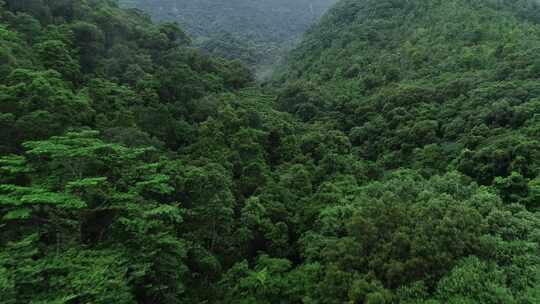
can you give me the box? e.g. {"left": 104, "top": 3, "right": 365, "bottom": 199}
{"left": 120, "top": 0, "right": 336, "bottom": 41}
{"left": 120, "top": 0, "right": 337, "bottom": 69}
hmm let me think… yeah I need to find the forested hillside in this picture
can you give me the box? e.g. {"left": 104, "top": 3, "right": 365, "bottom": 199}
{"left": 2, "top": 0, "right": 540, "bottom": 303}
{"left": 119, "top": 0, "right": 337, "bottom": 71}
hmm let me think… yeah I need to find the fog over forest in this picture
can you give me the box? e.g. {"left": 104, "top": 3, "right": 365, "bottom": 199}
{"left": 120, "top": 0, "right": 337, "bottom": 76}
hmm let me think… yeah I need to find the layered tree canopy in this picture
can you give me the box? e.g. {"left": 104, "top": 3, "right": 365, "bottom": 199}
{"left": 1, "top": 0, "right": 540, "bottom": 303}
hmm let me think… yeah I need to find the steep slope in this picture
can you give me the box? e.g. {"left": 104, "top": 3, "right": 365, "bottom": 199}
{"left": 282, "top": 0, "right": 540, "bottom": 186}
{"left": 265, "top": 1, "right": 540, "bottom": 302}
{"left": 0, "top": 1, "right": 277, "bottom": 303}
{"left": 0, "top": 0, "right": 253, "bottom": 153}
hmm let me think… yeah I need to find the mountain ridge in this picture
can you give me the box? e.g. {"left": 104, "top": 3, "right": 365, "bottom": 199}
{"left": 119, "top": 0, "right": 337, "bottom": 71}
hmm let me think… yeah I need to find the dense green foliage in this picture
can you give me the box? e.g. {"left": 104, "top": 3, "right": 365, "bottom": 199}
{"left": 2, "top": 0, "right": 540, "bottom": 303}
{"left": 282, "top": 0, "right": 540, "bottom": 190}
